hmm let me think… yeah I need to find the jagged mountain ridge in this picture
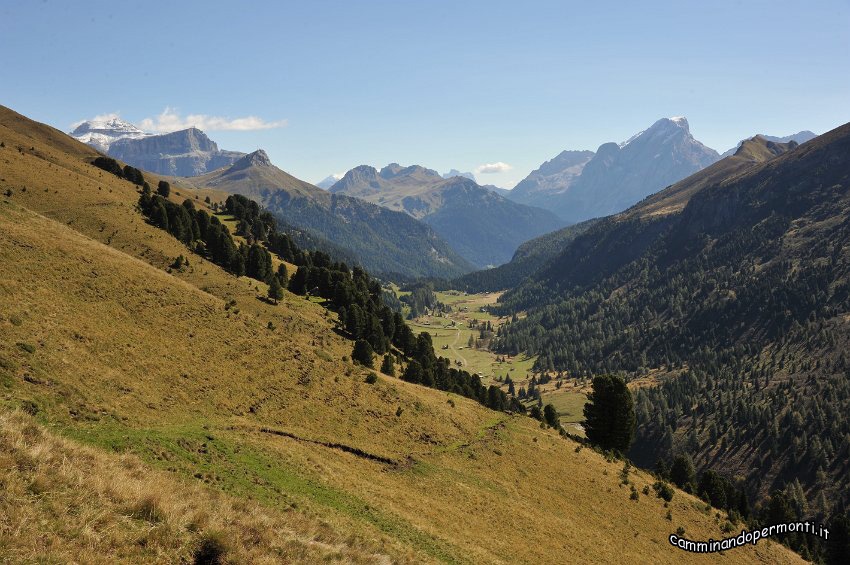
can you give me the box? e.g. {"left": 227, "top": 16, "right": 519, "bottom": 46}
{"left": 508, "top": 117, "right": 720, "bottom": 223}
{"left": 176, "top": 151, "right": 474, "bottom": 278}
{"left": 107, "top": 127, "right": 246, "bottom": 176}
{"left": 71, "top": 118, "right": 246, "bottom": 176}
{"left": 509, "top": 150, "right": 596, "bottom": 208}
{"left": 330, "top": 163, "right": 564, "bottom": 266}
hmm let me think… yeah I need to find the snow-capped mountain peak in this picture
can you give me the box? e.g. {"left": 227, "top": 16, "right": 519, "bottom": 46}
{"left": 620, "top": 116, "right": 691, "bottom": 149}
{"left": 70, "top": 117, "right": 150, "bottom": 152}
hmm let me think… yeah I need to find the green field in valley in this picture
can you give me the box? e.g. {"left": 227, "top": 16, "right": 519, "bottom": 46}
{"left": 405, "top": 290, "right": 589, "bottom": 432}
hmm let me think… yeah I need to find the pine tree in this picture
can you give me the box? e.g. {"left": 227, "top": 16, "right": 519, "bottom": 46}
{"left": 352, "top": 339, "right": 374, "bottom": 368}
{"left": 544, "top": 404, "right": 560, "bottom": 429}
{"left": 276, "top": 263, "right": 288, "bottom": 287}
{"left": 670, "top": 454, "right": 696, "bottom": 493}
{"left": 583, "top": 374, "right": 635, "bottom": 453}
{"left": 157, "top": 180, "right": 171, "bottom": 197}
{"left": 153, "top": 201, "right": 169, "bottom": 231}
{"left": 268, "top": 276, "right": 284, "bottom": 304}
{"left": 381, "top": 354, "right": 395, "bottom": 376}
{"left": 288, "top": 266, "right": 309, "bottom": 295}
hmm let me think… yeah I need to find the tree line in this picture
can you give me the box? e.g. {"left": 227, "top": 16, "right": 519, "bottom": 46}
{"left": 136, "top": 186, "right": 523, "bottom": 414}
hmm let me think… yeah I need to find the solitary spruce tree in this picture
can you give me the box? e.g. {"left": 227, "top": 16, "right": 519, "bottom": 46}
{"left": 583, "top": 374, "right": 635, "bottom": 453}
{"left": 670, "top": 454, "right": 696, "bottom": 493}
{"left": 268, "top": 276, "right": 284, "bottom": 304}
{"left": 157, "top": 180, "right": 171, "bottom": 197}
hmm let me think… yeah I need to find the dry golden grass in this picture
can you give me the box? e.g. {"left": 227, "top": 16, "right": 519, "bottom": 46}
{"left": 0, "top": 105, "right": 805, "bottom": 564}
{"left": 0, "top": 409, "right": 389, "bottom": 564}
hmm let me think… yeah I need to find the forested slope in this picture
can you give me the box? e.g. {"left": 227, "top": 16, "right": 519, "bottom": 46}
{"left": 491, "top": 125, "right": 850, "bottom": 528}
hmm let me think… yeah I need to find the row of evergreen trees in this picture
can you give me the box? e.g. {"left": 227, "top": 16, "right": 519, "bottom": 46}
{"left": 137, "top": 191, "right": 523, "bottom": 414}
{"left": 93, "top": 156, "right": 145, "bottom": 186}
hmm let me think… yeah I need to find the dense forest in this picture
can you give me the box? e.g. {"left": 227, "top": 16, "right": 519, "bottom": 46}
{"left": 490, "top": 124, "right": 850, "bottom": 522}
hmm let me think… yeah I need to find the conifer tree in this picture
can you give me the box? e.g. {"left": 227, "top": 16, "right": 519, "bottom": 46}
{"left": 544, "top": 404, "right": 560, "bottom": 429}
{"left": 268, "top": 276, "right": 284, "bottom": 304}
{"left": 583, "top": 374, "right": 635, "bottom": 453}
{"left": 157, "top": 180, "right": 171, "bottom": 197}
{"left": 670, "top": 454, "right": 696, "bottom": 493}
{"left": 381, "top": 354, "right": 395, "bottom": 376}
{"left": 352, "top": 339, "right": 374, "bottom": 368}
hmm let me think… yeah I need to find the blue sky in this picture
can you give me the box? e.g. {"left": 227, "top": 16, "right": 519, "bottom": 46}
{"left": 2, "top": 0, "right": 848, "bottom": 187}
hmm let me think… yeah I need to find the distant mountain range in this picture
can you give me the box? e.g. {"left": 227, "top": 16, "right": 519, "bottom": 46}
{"left": 175, "top": 151, "right": 474, "bottom": 279}
{"left": 329, "top": 163, "right": 563, "bottom": 266}
{"left": 71, "top": 118, "right": 245, "bottom": 176}
{"left": 508, "top": 117, "right": 720, "bottom": 223}
{"left": 719, "top": 130, "right": 817, "bottom": 158}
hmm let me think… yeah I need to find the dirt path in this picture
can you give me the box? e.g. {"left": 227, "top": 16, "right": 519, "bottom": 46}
{"left": 449, "top": 327, "right": 467, "bottom": 367}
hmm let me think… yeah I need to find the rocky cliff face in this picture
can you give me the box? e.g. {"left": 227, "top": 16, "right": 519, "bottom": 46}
{"left": 509, "top": 150, "right": 595, "bottom": 207}
{"left": 106, "top": 128, "right": 245, "bottom": 176}
{"left": 558, "top": 118, "right": 719, "bottom": 222}
{"left": 509, "top": 118, "right": 720, "bottom": 223}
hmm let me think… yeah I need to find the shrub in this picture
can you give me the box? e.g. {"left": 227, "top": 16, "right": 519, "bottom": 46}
{"left": 21, "top": 400, "right": 39, "bottom": 415}
{"left": 17, "top": 342, "right": 35, "bottom": 354}
{"left": 630, "top": 485, "right": 639, "bottom": 500}
{"left": 653, "top": 481, "right": 675, "bottom": 502}
{"left": 129, "top": 494, "right": 164, "bottom": 522}
{"left": 365, "top": 372, "right": 378, "bottom": 384}
{"left": 194, "top": 531, "right": 228, "bottom": 565}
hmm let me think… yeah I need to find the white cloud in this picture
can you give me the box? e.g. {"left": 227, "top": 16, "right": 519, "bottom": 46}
{"left": 138, "top": 107, "right": 287, "bottom": 132}
{"left": 476, "top": 161, "right": 513, "bottom": 174}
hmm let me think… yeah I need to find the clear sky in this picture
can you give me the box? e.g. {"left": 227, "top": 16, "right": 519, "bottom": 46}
{"left": 2, "top": 0, "right": 848, "bottom": 188}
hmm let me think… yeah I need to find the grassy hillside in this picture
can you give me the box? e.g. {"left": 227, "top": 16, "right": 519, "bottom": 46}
{"left": 0, "top": 105, "right": 803, "bottom": 564}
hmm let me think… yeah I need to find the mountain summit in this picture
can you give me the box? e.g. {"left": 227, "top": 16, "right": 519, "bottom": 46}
{"left": 70, "top": 117, "right": 149, "bottom": 152}
{"left": 509, "top": 117, "right": 720, "bottom": 223}
{"left": 106, "top": 128, "right": 246, "bottom": 176}
{"left": 230, "top": 148, "right": 272, "bottom": 170}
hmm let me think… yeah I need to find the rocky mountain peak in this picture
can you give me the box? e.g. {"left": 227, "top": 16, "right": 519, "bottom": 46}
{"left": 379, "top": 163, "right": 441, "bottom": 180}
{"left": 70, "top": 117, "right": 150, "bottom": 152}
{"left": 229, "top": 149, "right": 272, "bottom": 172}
